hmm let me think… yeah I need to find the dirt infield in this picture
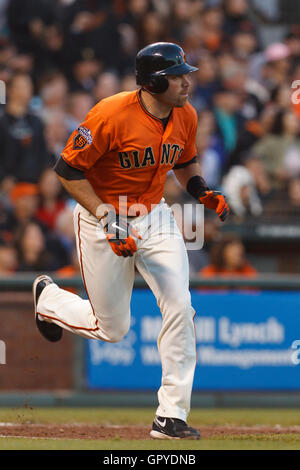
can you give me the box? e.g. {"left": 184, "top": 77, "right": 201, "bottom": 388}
{"left": 1, "top": 423, "right": 300, "bottom": 440}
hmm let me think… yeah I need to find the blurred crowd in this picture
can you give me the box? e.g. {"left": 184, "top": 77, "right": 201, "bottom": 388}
{"left": 1, "top": 0, "right": 300, "bottom": 276}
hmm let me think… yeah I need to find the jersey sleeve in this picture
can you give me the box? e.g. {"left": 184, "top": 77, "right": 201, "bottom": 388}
{"left": 61, "top": 104, "right": 111, "bottom": 171}
{"left": 174, "top": 106, "right": 198, "bottom": 166}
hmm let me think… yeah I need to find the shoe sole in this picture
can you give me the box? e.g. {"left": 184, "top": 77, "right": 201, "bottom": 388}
{"left": 33, "top": 275, "right": 63, "bottom": 342}
{"left": 150, "top": 429, "right": 201, "bottom": 440}
{"left": 33, "top": 275, "right": 53, "bottom": 318}
{"left": 150, "top": 430, "right": 180, "bottom": 439}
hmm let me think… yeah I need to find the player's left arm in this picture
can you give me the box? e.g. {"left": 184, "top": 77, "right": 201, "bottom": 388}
{"left": 173, "top": 158, "right": 229, "bottom": 222}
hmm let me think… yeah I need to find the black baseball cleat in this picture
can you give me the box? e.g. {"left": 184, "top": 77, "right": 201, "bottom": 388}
{"left": 33, "top": 275, "right": 63, "bottom": 342}
{"left": 150, "top": 416, "right": 201, "bottom": 440}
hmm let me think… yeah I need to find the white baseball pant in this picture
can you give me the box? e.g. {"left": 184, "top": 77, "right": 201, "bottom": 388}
{"left": 37, "top": 200, "right": 197, "bottom": 421}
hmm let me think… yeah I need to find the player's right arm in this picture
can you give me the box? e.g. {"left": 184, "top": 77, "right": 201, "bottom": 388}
{"left": 58, "top": 177, "right": 109, "bottom": 220}
{"left": 54, "top": 102, "right": 115, "bottom": 219}
{"left": 54, "top": 157, "right": 140, "bottom": 257}
{"left": 54, "top": 158, "right": 110, "bottom": 220}
{"left": 55, "top": 104, "right": 141, "bottom": 256}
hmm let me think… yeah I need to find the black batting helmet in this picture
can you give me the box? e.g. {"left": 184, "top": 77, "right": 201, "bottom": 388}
{"left": 136, "top": 42, "right": 198, "bottom": 94}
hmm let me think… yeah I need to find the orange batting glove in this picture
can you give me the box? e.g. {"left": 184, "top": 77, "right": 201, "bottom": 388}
{"left": 102, "top": 211, "right": 142, "bottom": 257}
{"left": 199, "top": 190, "right": 229, "bottom": 222}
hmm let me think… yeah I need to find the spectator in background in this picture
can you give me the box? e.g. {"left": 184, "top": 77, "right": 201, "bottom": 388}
{"left": 196, "top": 110, "right": 225, "bottom": 189}
{"left": 0, "top": 43, "right": 14, "bottom": 83}
{"left": 169, "top": 0, "right": 201, "bottom": 44}
{"left": 0, "top": 42, "right": 16, "bottom": 65}
{"left": 0, "top": 182, "right": 39, "bottom": 240}
{"left": 250, "top": 0, "right": 283, "bottom": 48}
{"left": 55, "top": 246, "right": 81, "bottom": 293}
{"left": 120, "top": 73, "right": 137, "bottom": 91}
{"left": 56, "top": 246, "right": 81, "bottom": 280}
{"left": 125, "top": 0, "right": 153, "bottom": 22}
{"left": 0, "top": 242, "right": 17, "bottom": 275}
{"left": 118, "top": 0, "right": 151, "bottom": 55}
{"left": 6, "top": 0, "right": 57, "bottom": 56}
{"left": 68, "top": 49, "right": 101, "bottom": 93}
{"left": 136, "top": 10, "right": 169, "bottom": 49}
{"left": 222, "top": 0, "right": 252, "bottom": 38}
{"left": 61, "top": 1, "right": 124, "bottom": 73}
{"left": 243, "top": 153, "right": 272, "bottom": 198}
{"left": 249, "top": 41, "right": 290, "bottom": 92}
{"left": 38, "top": 70, "right": 69, "bottom": 112}
{"left": 221, "top": 57, "right": 247, "bottom": 93}
{"left": 288, "top": 176, "right": 300, "bottom": 211}
{"left": 213, "top": 87, "right": 244, "bottom": 156}
{"left": 201, "top": 5, "right": 224, "bottom": 54}
{"left": 263, "top": 175, "right": 300, "bottom": 219}
{"left": 220, "top": 57, "right": 263, "bottom": 123}
{"left": 14, "top": 220, "right": 59, "bottom": 272}
{"left": 6, "top": 49, "right": 34, "bottom": 75}
{"left": 54, "top": 206, "right": 76, "bottom": 259}
{"left": 65, "top": 90, "right": 94, "bottom": 133}
{"left": 43, "top": 109, "right": 69, "bottom": 158}
{"left": 0, "top": 72, "right": 53, "bottom": 187}
{"left": 181, "top": 18, "right": 204, "bottom": 65}
{"left": 285, "top": 32, "right": 300, "bottom": 70}
{"left": 213, "top": 51, "right": 267, "bottom": 171}
{"left": 222, "top": 163, "right": 263, "bottom": 219}
{"left": 200, "top": 233, "right": 257, "bottom": 277}
{"left": 93, "top": 71, "right": 120, "bottom": 102}
{"left": 252, "top": 109, "right": 300, "bottom": 189}
{"left": 35, "top": 168, "right": 66, "bottom": 232}
{"left": 192, "top": 52, "right": 220, "bottom": 111}
{"left": 187, "top": 215, "right": 219, "bottom": 276}
{"left": 230, "top": 29, "right": 258, "bottom": 61}
{"left": 263, "top": 42, "right": 291, "bottom": 91}
{"left": 0, "top": 0, "right": 9, "bottom": 43}
{"left": 225, "top": 116, "right": 265, "bottom": 171}
{"left": 271, "top": 83, "right": 293, "bottom": 111}
{"left": 2, "top": 0, "right": 300, "bottom": 277}
{"left": 37, "top": 23, "right": 66, "bottom": 77}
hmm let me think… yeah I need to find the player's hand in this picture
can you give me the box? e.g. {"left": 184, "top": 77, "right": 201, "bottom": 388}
{"left": 101, "top": 211, "right": 142, "bottom": 257}
{"left": 199, "top": 190, "right": 229, "bottom": 222}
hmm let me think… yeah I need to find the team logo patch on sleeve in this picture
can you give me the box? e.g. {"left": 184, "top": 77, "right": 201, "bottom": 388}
{"left": 73, "top": 126, "right": 93, "bottom": 150}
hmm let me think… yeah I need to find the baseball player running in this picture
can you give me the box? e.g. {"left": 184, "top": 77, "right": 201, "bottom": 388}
{"left": 33, "top": 42, "right": 229, "bottom": 440}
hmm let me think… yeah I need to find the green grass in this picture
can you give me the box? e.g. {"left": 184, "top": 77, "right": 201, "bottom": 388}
{"left": 1, "top": 436, "right": 300, "bottom": 450}
{"left": 1, "top": 407, "right": 300, "bottom": 426}
{"left": 1, "top": 407, "right": 300, "bottom": 450}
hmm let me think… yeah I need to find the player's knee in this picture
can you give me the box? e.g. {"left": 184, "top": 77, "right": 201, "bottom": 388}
{"left": 174, "top": 294, "right": 192, "bottom": 315}
{"left": 108, "top": 328, "right": 130, "bottom": 343}
{"left": 164, "top": 295, "right": 194, "bottom": 321}
{"left": 104, "top": 317, "right": 131, "bottom": 343}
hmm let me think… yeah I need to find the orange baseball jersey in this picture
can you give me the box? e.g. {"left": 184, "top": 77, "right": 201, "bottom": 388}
{"left": 61, "top": 90, "right": 198, "bottom": 214}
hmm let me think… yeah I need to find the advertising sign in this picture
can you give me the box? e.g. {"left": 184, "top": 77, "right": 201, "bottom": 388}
{"left": 86, "top": 290, "right": 300, "bottom": 390}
